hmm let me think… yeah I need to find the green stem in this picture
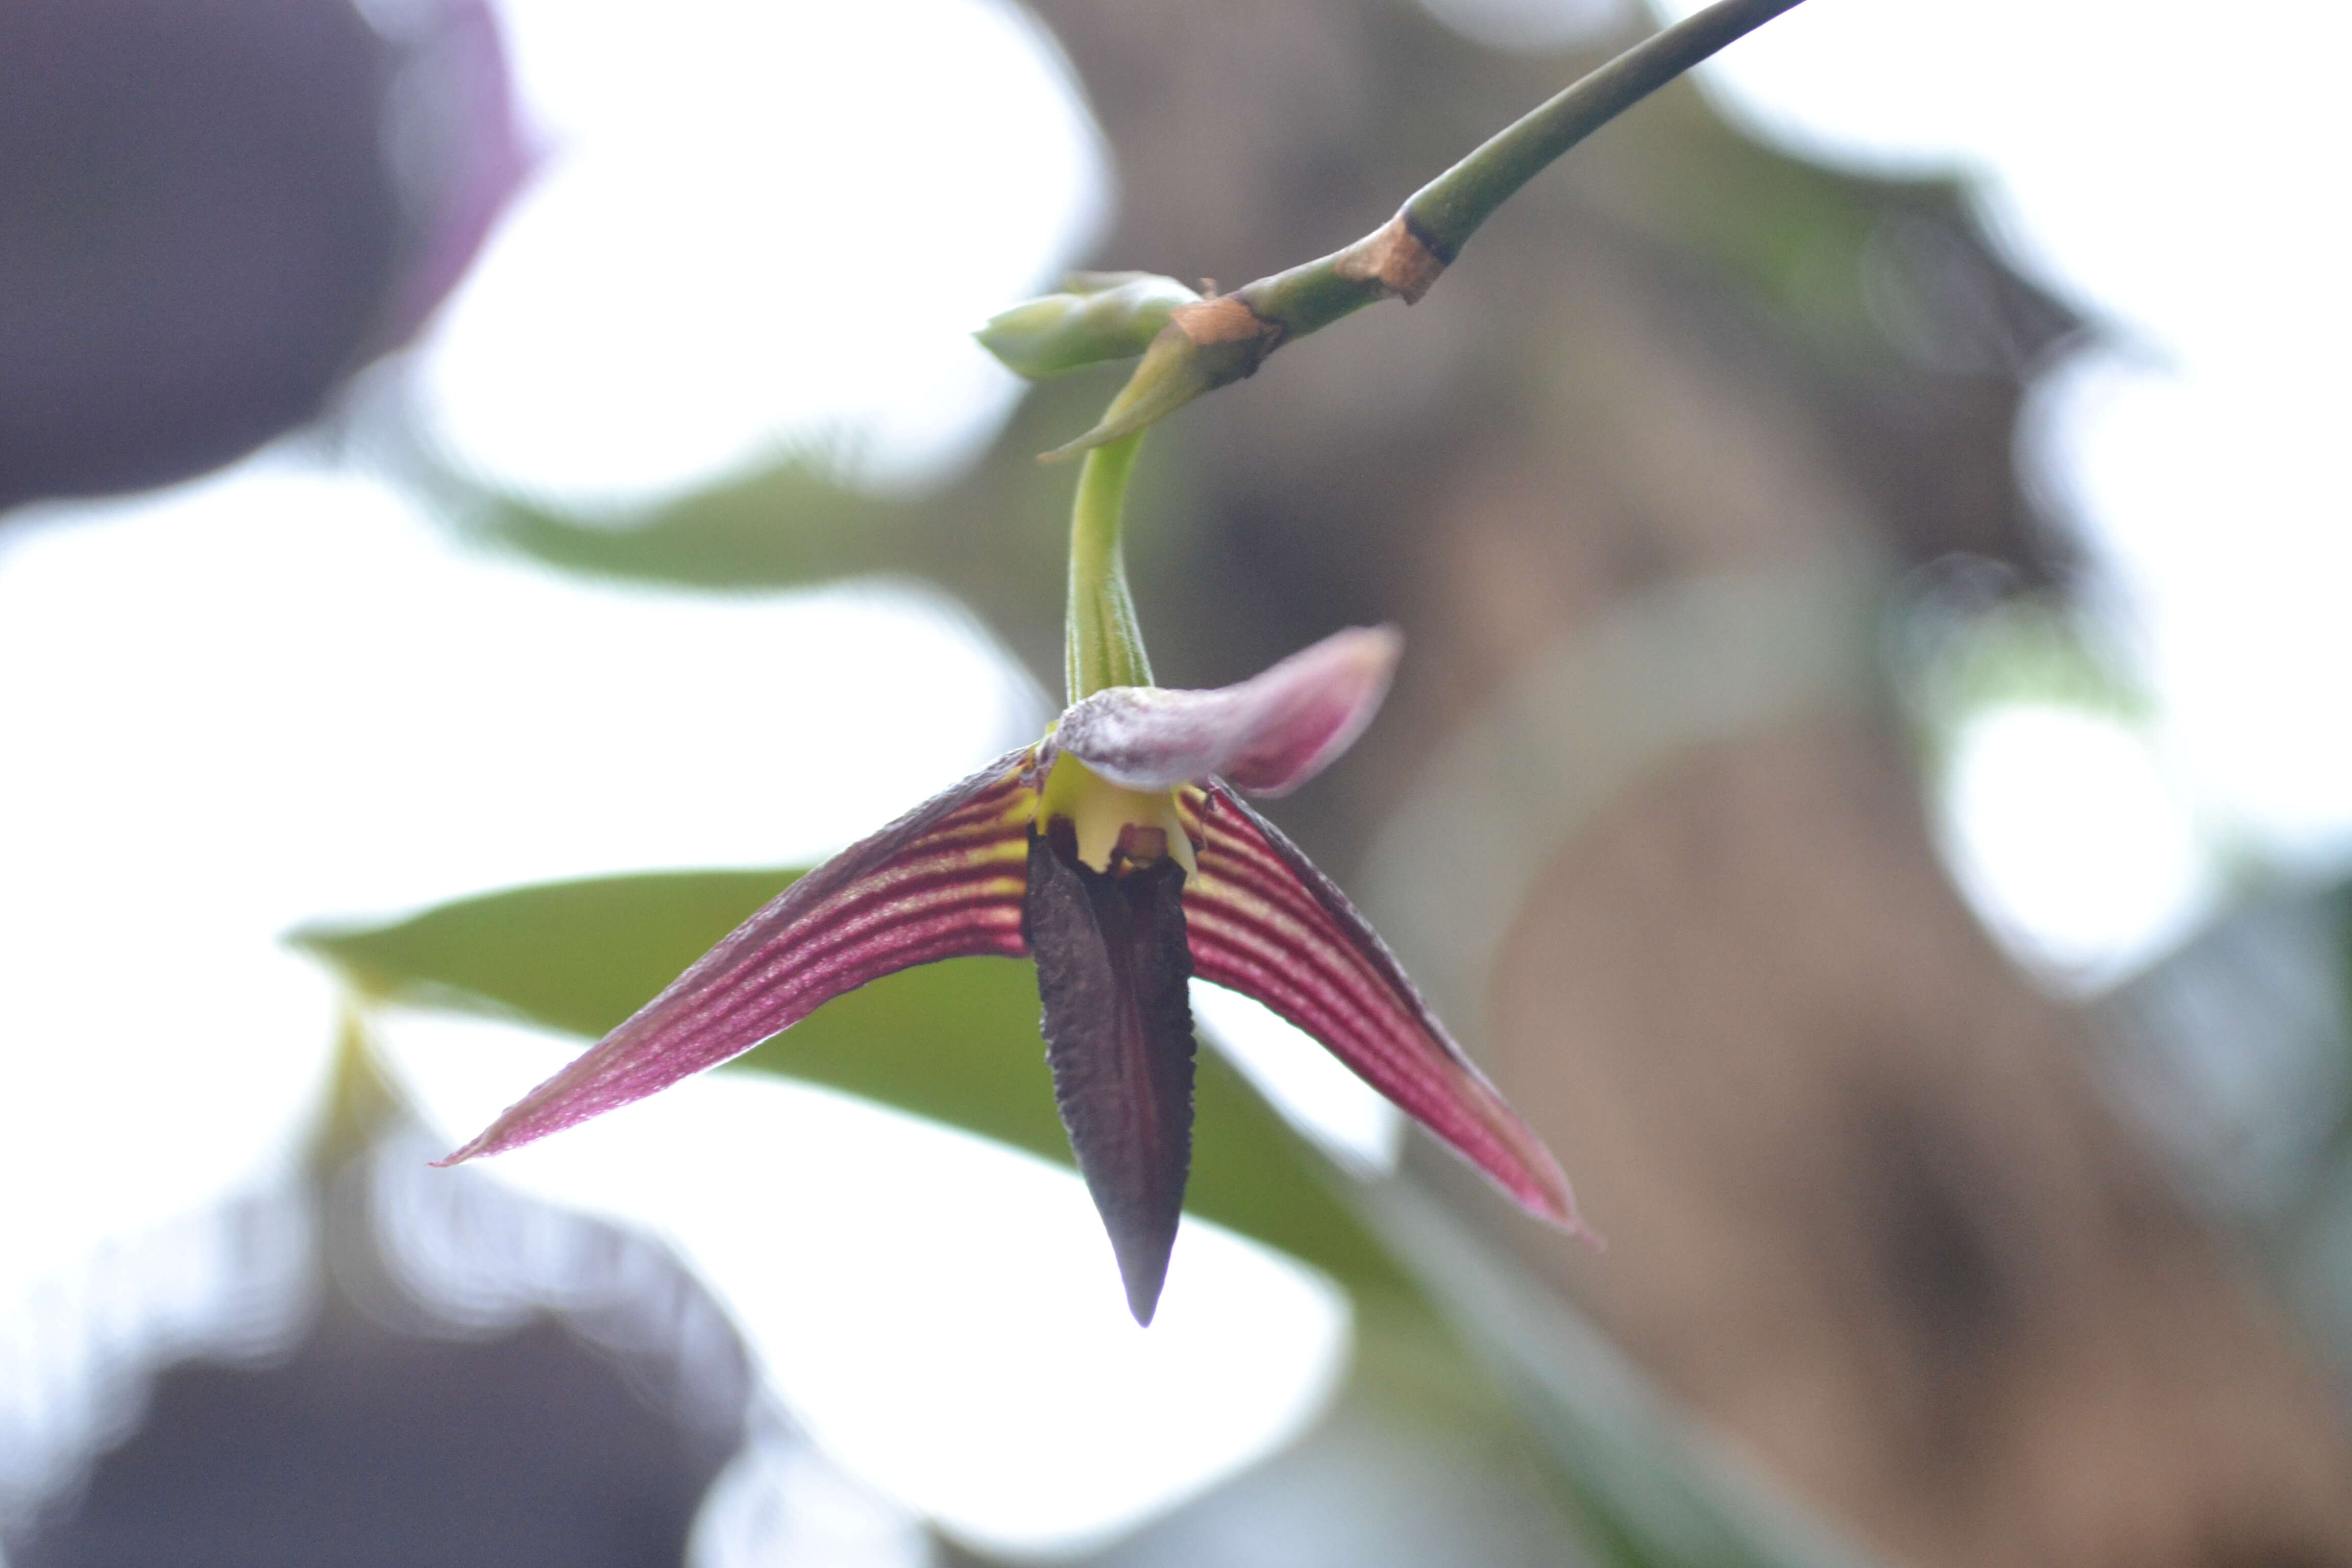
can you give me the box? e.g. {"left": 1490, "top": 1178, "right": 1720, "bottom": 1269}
{"left": 1410, "top": 0, "right": 1807, "bottom": 262}
{"left": 1046, "top": 0, "right": 1807, "bottom": 459}
{"left": 1253, "top": 0, "right": 1807, "bottom": 332}
{"left": 1064, "top": 432, "right": 1153, "bottom": 702}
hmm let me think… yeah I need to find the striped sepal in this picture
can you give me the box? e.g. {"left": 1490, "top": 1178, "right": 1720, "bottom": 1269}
{"left": 1178, "top": 781, "right": 1588, "bottom": 1236}
{"left": 1024, "top": 830, "right": 1197, "bottom": 1326}
{"left": 444, "top": 748, "right": 1041, "bottom": 1164}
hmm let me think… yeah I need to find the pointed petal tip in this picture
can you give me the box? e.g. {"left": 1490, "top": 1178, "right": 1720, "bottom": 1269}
{"left": 1107, "top": 1209, "right": 1178, "bottom": 1325}
{"left": 1026, "top": 834, "right": 1193, "bottom": 1330}
{"left": 1494, "top": 1138, "right": 1603, "bottom": 1250}
{"left": 1231, "top": 624, "right": 1401, "bottom": 797}
{"left": 425, "top": 749, "right": 1037, "bottom": 1170}
{"left": 1179, "top": 782, "right": 1598, "bottom": 1251}
{"left": 430, "top": 1128, "right": 501, "bottom": 1167}
{"left": 1529, "top": 1174, "right": 1604, "bottom": 1252}
{"left": 1330, "top": 622, "right": 1405, "bottom": 664}
{"left": 435, "top": 1099, "right": 581, "bottom": 1169}
{"left": 1467, "top": 1099, "right": 1602, "bottom": 1248}
{"left": 1120, "top": 1255, "right": 1170, "bottom": 1326}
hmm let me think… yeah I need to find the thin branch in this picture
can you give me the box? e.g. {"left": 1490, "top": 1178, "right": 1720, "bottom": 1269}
{"left": 1042, "top": 0, "right": 1807, "bottom": 460}
{"left": 1406, "top": 0, "right": 1809, "bottom": 263}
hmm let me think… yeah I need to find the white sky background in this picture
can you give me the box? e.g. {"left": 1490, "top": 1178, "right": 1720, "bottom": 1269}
{"left": 416, "top": 0, "right": 1108, "bottom": 505}
{"left": 3, "top": 0, "right": 2346, "bottom": 1556}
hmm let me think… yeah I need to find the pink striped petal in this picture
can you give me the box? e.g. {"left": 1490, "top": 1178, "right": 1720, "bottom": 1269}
{"left": 1055, "top": 626, "right": 1402, "bottom": 796}
{"left": 1178, "top": 782, "right": 1590, "bottom": 1237}
{"left": 440, "top": 748, "right": 1039, "bottom": 1164}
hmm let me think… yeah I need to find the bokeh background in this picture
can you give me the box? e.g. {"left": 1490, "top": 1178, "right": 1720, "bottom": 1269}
{"left": 4, "top": 0, "right": 2350, "bottom": 1563}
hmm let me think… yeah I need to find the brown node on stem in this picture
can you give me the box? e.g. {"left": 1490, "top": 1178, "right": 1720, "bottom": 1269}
{"left": 1036, "top": 296, "right": 1285, "bottom": 462}
{"left": 1170, "top": 293, "right": 1285, "bottom": 367}
{"left": 1333, "top": 211, "right": 1447, "bottom": 304}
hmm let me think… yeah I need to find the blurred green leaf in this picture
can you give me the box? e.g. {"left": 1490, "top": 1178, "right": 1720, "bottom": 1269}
{"left": 469, "top": 461, "right": 930, "bottom": 593}
{"left": 441, "top": 378, "right": 1109, "bottom": 596}
{"left": 1363, "top": 1185, "right": 1885, "bottom": 1568}
{"left": 299, "top": 868, "right": 1882, "bottom": 1568}
{"left": 295, "top": 867, "right": 1404, "bottom": 1293}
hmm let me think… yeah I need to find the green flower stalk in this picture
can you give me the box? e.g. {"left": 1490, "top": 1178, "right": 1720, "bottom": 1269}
{"left": 1064, "top": 433, "right": 1151, "bottom": 701}
{"left": 1032, "top": 0, "right": 1809, "bottom": 460}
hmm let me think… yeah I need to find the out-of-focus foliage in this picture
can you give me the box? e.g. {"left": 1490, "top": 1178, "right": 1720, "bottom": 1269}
{"left": 0, "top": 0, "right": 524, "bottom": 513}
{"left": 1367, "top": 1185, "right": 1880, "bottom": 1568}
{"left": 300, "top": 870, "right": 1890, "bottom": 1568}
{"left": 442, "top": 376, "right": 1157, "bottom": 692}
{"left": 297, "top": 871, "right": 1405, "bottom": 1295}
{"left": 1896, "top": 581, "right": 2151, "bottom": 764}
{"left": 472, "top": 465, "right": 938, "bottom": 594}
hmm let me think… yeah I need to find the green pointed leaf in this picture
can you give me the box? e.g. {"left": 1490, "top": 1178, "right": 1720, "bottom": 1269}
{"left": 465, "top": 460, "right": 928, "bottom": 593}
{"left": 295, "top": 868, "right": 1403, "bottom": 1293}
{"left": 298, "top": 869, "right": 1883, "bottom": 1567}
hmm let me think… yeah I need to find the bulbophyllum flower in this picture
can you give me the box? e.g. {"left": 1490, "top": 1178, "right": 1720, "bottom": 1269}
{"left": 443, "top": 626, "right": 1585, "bottom": 1322}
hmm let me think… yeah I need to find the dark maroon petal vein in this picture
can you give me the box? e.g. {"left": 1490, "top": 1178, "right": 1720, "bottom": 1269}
{"left": 1181, "top": 783, "right": 1588, "bottom": 1236}
{"left": 442, "top": 749, "right": 1038, "bottom": 1164}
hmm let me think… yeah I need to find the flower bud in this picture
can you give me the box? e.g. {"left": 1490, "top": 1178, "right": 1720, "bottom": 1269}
{"left": 975, "top": 272, "right": 1202, "bottom": 380}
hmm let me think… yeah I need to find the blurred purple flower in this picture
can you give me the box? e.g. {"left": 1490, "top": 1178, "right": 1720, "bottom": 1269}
{"left": 377, "top": 0, "right": 538, "bottom": 346}
{"left": 445, "top": 627, "right": 1587, "bottom": 1323}
{"left": 0, "top": 0, "right": 529, "bottom": 513}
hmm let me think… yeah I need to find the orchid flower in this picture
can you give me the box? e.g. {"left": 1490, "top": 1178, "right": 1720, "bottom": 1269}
{"left": 445, "top": 433, "right": 1584, "bottom": 1324}
{"left": 428, "top": 0, "right": 1835, "bottom": 1321}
